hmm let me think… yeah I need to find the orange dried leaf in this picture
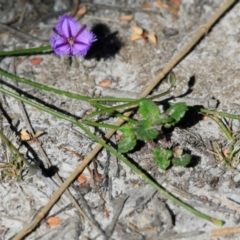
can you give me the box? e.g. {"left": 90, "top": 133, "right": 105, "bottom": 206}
{"left": 34, "top": 131, "right": 44, "bottom": 138}
{"left": 47, "top": 216, "right": 61, "bottom": 227}
{"left": 20, "top": 129, "right": 32, "bottom": 141}
{"left": 170, "top": 0, "right": 181, "bottom": 5}
{"left": 77, "top": 174, "right": 87, "bottom": 184}
{"left": 130, "top": 33, "right": 143, "bottom": 41}
{"left": 30, "top": 57, "right": 43, "bottom": 66}
{"left": 75, "top": 5, "right": 87, "bottom": 20}
{"left": 156, "top": 0, "right": 169, "bottom": 9}
{"left": 99, "top": 80, "right": 112, "bottom": 87}
{"left": 141, "top": 3, "right": 152, "bottom": 9}
{"left": 222, "top": 148, "right": 229, "bottom": 158}
{"left": 20, "top": 129, "right": 44, "bottom": 141}
{"left": 131, "top": 24, "right": 143, "bottom": 35}
{"left": 146, "top": 33, "right": 157, "bottom": 44}
{"left": 118, "top": 15, "right": 133, "bottom": 21}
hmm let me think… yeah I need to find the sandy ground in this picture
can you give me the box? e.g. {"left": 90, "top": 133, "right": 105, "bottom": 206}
{"left": 1, "top": 0, "right": 240, "bottom": 239}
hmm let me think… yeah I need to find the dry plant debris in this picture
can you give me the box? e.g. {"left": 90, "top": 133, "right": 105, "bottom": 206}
{"left": 130, "top": 24, "right": 157, "bottom": 44}
{"left": 19, "top": 129, "right": 44, "bottom": 142}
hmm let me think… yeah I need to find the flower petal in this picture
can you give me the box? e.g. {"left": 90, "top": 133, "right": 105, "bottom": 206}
{"left": 56, "top": 15, "right": 79, "bottom": 38}
{"left": 72, "top": 41, "right": 89, "bottom": 56}
{"left": 50, "top": 35, "right": 70, "bottom": 55}
{"left": 73, "top": 27, "right": 97, "bottom": 55}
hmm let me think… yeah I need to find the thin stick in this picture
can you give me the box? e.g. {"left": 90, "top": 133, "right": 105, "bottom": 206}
{"left": 11, "top": 57, "right": 106, "bottom": 237}
{"left": 13, "top": 1, "right": 236, "bottom": 239}
{"left": 210, "top": 226, "right": 240, "bottom": 237}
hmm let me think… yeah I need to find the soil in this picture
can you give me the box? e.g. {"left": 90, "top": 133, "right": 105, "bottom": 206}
{"left": 1, "top": 0, "right": 240, "bottom": 239}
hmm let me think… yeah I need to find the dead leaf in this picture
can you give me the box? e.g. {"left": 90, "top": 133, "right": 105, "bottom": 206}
{"left": 222, "top": 148, "right": 229, "bottom": 158}
{"left": 156, "top": 0, "right": 180, "bottom": 19}
{"left": 99, "top": 80, "right": 112, "bottom": 87}
{"left": 20, "top": 129, "right": 44, "bottom": 141}
{"left": 118, "top": 15, "right": 133, "bottom": 22}
{"left": 47, "top": 216, "right": 61, "bottom": 227}
{"left": 34, "top": 131, "right": 44, "bottom": 138}
{"left": 30, "top": 57, "right": 43, "bottom": 66}
{"left": 75, "top": 5, "right": 87, "bottom": 20}
{"left": 146, "top": 33, "right": 157, "bottom": 44}
{"left": 141, "top": 3, "right": 152, "bottom": 9}
{"left": 156, "top": 0, "right": 169, "bottom": 9}
{"left": 130, "top": 34, "right": 143, "bottom": 41}
{"left": 20, "top": 129, "right": 32, "bottom": 141}
{"left": 77, "top": 174, "right": 87, "bottom": 184}
{"left": 131, "top": 24, "right": 157, "bottom": 44}
{"left": 131, "top": 24, "right": 143, "bottom": 35}
{"left": 170, "top": 0, "right": 181, "bottom": 5}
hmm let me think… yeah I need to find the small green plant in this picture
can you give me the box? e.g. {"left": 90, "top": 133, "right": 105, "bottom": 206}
{"left": 118, "top": 98, "right": 190, "bottom": 169}
{"left": 0, "top": 154, "right": 24, "bottom": 180}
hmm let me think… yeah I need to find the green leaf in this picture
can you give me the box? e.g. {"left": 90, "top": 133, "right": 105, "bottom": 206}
{"left": 172, "top": 154, "right": 191, "bottom": 167}
{"left": 163, "top": 103, "right": 187, "bottom": 128}
{"left": 158, "top": 114, "right": 174, "bottom": 124}
{"left": 153, "top": 147, "right": 173, "bottom": 170}
{"left": 138, "top": 98, "right": 161, "bottom": 125}
{"left": 118, "top": 137, "right": 136, "bottom": 153}
{"left": 135, "top": 120, "right": 159, "bottom": 140}
{"left": 167, "top": 102, "right": 187, "bottom": 122}
{"left": 118, "top": 124, "right": 136, "bottom": 153}
{"left": 168, "top": 71, "right": 176, "bottom": 86}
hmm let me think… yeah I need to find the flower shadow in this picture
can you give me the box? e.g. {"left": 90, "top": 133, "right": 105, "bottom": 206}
{"left": 85, "top": 23, "right": 123, "bottom": 60}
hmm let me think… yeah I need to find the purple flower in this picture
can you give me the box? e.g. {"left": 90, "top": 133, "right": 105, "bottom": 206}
{"left": 50, "top": 15, "right": 97, "bottom": 56}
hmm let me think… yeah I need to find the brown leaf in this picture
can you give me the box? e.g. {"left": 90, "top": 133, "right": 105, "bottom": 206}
{"left": 47, "top": 217, "right": 61, "bottom": 227}
{"left": 146, "top": 33, "right": 157, "bottom": 44}
{"left": 77, "top": 174, "right": 87, "bottom": 184}
{"left": 34, "top": 131, "right": 44, "bottom": 138}
{"left": 131, "top": 24, "right": 143, "bottom": 35}
{"left": 20, "top": 129, "right": 32, "bottom": 141}
{"left": 156, "top": 0, "right": 169, "bottom": 9}
{"left": 170, "top": 0, "right": 181, "bottom": 5}
{"left": 75, "top": 5, "right": 87, "bottom": 20}
{"left": 222, "top": 148, "right": 229, "bottom": 158}
{"left": 30, "top": 57, "right": 43, "bottom": 66}
{"left": 20, "top": 129, "right": 44, "bottom": 141}
{"left": 118, "top": 15, "right": 133, "bottom": 21}
{"left": 130, "top": 33, "right": 143, "bottom": 41}
{"left": 141, "top": 3, "right": 152, "bottom": 9}
{"left": 99, "top": 80, "right": 112, "bottom": 87}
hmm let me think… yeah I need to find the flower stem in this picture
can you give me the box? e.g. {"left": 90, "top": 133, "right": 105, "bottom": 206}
{"left": 82, "top": 120, "right": 120, "bottom": 130}
{"left": 0, "top": 68, "right": 138, "bottom": 123}
{"left": 200, "top": 108, "right": 240, "bottom": 120}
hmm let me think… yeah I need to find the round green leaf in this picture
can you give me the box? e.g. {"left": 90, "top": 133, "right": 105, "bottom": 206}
{"left": 139, "top": 98, "right": 161, "bottom": 125}
{"left": 153, "top": 147, "right": 173, "bottom": 170}
{"left": 172, "top": 154, "right": 191, "bottom": 167}
{"left": 167, "top": 102, "right": 187, "bottom": 123}
{"left": 135, "top": 120, "right": 159, "bottom": 140}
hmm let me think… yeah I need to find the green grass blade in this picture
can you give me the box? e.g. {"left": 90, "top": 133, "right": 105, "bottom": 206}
{"left": 0, "top": 46, "right": 52, "bottom": 56}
